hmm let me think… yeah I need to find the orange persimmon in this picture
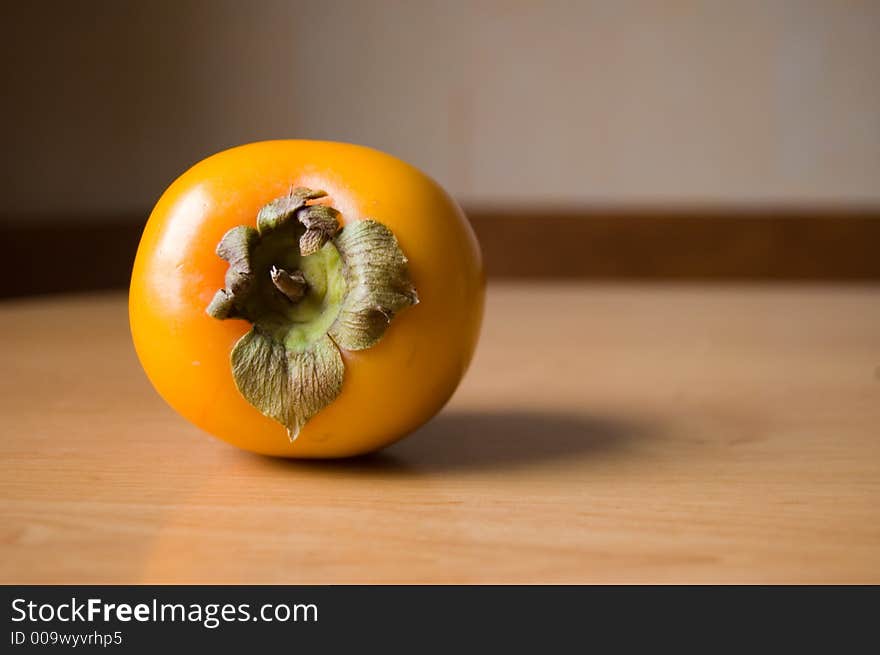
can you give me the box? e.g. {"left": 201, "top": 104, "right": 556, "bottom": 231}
{"left": 129, "top": 140, "right": 484, "bottom": 457}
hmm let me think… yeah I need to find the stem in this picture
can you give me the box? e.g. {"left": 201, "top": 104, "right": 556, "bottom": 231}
{"left": 270, "top": 266, "right": 308, "bottom": 303}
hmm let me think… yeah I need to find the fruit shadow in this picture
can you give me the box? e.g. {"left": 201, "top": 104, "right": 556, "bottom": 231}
{"left": 255, "top": 409, "right": 654, "bottom": 476}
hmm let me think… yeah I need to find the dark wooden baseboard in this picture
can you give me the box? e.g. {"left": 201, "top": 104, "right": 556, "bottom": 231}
{"left": 3, "top": 221, "right": 144, "bottom": 299}
{"left": 472, "top": 207, "right": 880, "bottom": 280}
{"left": 2, "top": 207, "right": 880, "bottom": 298}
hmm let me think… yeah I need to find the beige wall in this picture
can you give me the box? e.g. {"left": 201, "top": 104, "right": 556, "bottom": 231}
{"left": 3, "top": 0, "right": 879, "bottom": 219}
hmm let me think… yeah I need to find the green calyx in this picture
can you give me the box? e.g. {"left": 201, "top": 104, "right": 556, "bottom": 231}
{"left": 207, "top": 187, "right": 418, "bottom": 440}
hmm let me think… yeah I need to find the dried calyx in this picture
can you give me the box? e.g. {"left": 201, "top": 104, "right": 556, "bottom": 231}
{"left": 207, "top": 187, "right": 418, "bottom": 440}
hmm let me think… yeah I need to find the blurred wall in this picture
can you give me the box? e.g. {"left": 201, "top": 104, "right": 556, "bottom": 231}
{"left": 3, "top": 0, "right": 879, "bottom": 221}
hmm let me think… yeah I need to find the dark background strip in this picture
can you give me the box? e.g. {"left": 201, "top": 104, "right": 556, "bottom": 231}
{"left": 3, "top": 208, "right": 880, "bottom": 298}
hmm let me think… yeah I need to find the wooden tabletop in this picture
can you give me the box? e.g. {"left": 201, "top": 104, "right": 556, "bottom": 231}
{"left": 1, "top": 283, "right": 878, "bottom": 584}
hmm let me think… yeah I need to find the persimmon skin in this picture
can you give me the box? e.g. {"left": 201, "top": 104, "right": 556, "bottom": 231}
{"left": 129, "top": 140, "right": 484, "bottom": 457}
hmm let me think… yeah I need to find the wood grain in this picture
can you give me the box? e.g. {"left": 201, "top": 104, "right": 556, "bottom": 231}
{"left": 1, "top": 283, "right": 879, "bottom": 583}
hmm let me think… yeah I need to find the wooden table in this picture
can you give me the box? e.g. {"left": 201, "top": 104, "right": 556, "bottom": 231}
{"left": 1, "top": 283, "right": 878, "bottom": 583}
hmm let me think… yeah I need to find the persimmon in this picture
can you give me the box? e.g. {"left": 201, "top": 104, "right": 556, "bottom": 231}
{"left": 129, "top": 140, "right": 484, "bottom": 457}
